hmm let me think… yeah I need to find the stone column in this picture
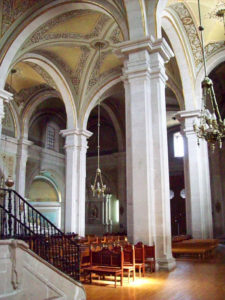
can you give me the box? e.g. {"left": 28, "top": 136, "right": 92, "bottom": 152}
{"left": 177, "top": 110, "right": 213, "bottom": 239}
{"left": 0, "top": 89, "right": 13, "bottom": 141}
{"left": 117, "top": 37, "right": 175, "bottom": 270}
{"left": 16, "top": 139, "right": 33, "bottom": 198}
{"left": 114, "top": 152, "right": 126, "bottom": 233}
{"left": 61, "top": 129, "right": 92, "bottom": 236}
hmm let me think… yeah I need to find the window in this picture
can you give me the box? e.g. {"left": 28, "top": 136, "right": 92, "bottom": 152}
{"left": 46, "top": 126, "right": 55, "bottom": 150}
{"left": 173, "top": 132, "right": 184, "bottom": 157}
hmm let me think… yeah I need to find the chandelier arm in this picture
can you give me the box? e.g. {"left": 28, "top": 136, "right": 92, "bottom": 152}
{"left": 209, "top": 85, "right": 223, "bottom": 124}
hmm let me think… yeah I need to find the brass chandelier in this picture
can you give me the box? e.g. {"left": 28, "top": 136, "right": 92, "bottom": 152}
{"left": 193, "top": 0, "right": 225, "bottom": 152}
{"left": 90, "top": 41, "right": 107, "bottom": 198}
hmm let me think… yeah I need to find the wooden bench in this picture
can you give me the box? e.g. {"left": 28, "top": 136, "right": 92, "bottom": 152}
{"left": 172, "top": 239, "right": 218, "bottom": 259}
{"left": 83, "top": 247, "right": 124, "bottom": 287}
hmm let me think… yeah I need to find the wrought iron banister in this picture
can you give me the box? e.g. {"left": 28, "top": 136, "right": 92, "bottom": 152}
{"left": 0, "top": 188, "right": 80, "bottom": 281}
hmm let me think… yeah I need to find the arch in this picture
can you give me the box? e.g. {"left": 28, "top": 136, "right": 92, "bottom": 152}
{"left": 0, "top": 1, "right": 128, "bottom": 89}
{"left": 16, "top": 53, "right": 77, "bottom": 134}
{"left": 28, "top": 175, "right": 61, "bottom": 203}
{"left": 162, "top": 10, "right": 197, "bottom": 110}
{"left": 82, "top": 77, "right": 122, "bottom": 130}
{"left": 166, "top": 76, "right": 184, "bottom": 110}
{"left": 101, "top": 103, "right": 125, "bottom": 152}
{"left": 195, "top": 49, "right": 225, "bottom": 104}
{"left": 123, "top": 0, "right": 147, "bottom": 39}
{"left": 21, "top": 89, "right": 64, "bottom": 139}
{"left": 146, "top": 0, "right": 168, "bottom": 38}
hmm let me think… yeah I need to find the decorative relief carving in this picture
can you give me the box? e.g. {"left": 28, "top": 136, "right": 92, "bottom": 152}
{"left": 87, "top": 49, "right": 121, "bottom": 92}
{"left": 25, "top": 62, "right": 57, "bottom": 89}
{"left": 36, "top": 46, "right": 90, "bottom": 95}
{"left": 205, "top": 41, "right": 225, "bottom": 57}
{"left": 109, "top": 26, "right": 123, "bottom": 44}
{"left": 171, "top": 3, "right": 202, "bottom": 68}
{"left": 171, "top": 3, "right": 225, "bottom": 71}
{"left": 22, "top": 10, "right": 110, "bottom": 49}
{"left": 5, "top": 83, "right": 54, "bottom": 108}
{"left": 207, "top": 0, "right": 225, "bottom": 21}
{"left": 2, "top": 104, "right": 14, "bottom": 131}
{"left": 2, "top": 0, "right": 43, "bottom": 35}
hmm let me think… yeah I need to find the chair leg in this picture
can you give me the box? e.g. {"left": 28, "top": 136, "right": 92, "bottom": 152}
{"left": 143, "top": 265, "right": 145, "bottom": 277}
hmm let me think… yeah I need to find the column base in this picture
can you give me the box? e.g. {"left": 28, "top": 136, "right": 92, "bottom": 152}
{"left": 156, "top": 257, "right": 176, "bottom": 271}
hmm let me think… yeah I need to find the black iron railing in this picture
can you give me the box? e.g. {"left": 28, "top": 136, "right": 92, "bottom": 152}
{"left": 0, "top": 188, "right": 80, "bottom": 281}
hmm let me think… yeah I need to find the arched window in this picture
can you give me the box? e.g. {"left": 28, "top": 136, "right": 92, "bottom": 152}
{"left": 173, "top": 132, "right": 184, "bottom": 157}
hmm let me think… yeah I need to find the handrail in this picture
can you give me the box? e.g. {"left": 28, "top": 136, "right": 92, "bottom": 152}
{"left": 0, "top": 188, "right": 80, "bottom": 281}
{"left": 0, "top": 203, "right": 36, "bottom": 236}
{"left": 0, "top": 188, "right": 63, "bottom": 235}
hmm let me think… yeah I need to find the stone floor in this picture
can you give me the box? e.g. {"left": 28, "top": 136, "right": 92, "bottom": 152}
{"left": 83, "top": 245, "right": 225, "bottom": 300}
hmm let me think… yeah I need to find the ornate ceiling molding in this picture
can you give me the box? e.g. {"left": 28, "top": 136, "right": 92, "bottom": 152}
{"left": 21, "top": 10, "right": 111, "bottom": 50}
{"left": 171, "top": 3, "right": 202, "bottom": 68}
{"left": 1, "top": 0, "right": 45, "bottom": 36}
{"left": 35, "top": 46, "right": 90, "bottom": 95}
{"left": 171, "top": 3, "right": 225, "bottom": 72}
{"left": 25, "top": 61, "right": 57, "bottom": 89}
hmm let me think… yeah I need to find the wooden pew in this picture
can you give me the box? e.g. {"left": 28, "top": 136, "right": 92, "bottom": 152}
{"left": 172, "top": 239, "right": 218, "bottom": 259}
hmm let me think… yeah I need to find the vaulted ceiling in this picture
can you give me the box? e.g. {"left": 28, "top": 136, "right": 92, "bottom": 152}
{"left": 1, "top": 0, "right": 224, "bottom": 120}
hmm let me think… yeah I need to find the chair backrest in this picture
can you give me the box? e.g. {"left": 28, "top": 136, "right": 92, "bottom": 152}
{"left": 144, "top": 245, "right": 155, "bottom": 259}
{"left": 80, "top": 246, "right": 90, "bottom": 267}
{"left": 123, "top": 244, "right": 135, "bottom": 265}
{"left": 90, "top": 247, "right": 124, "bottom": 268}
{"left": 134, "top": 242, "right": 145, "bottom": 263}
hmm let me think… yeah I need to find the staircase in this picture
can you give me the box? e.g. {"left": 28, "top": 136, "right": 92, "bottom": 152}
{"left": 0, "top": 187, "right": 80, "bottom": 281}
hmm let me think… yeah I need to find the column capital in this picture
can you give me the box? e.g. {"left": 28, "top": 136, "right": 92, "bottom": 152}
{"left": 0, "top": 89, "right": 13, "bottom": 103}
{"left": 116, "top": 36, "right": 174, "bottom": 63}
{"left": 60, "top": 128, "right": 92, "bottom": 139}
{"left": 60, "top": 128, "right": 93, "bottom": 150}
{"left": 176, "top": 110, "right": 201, "bottom": 136}
{"left": 176, "top": 109, "right": 201, "bottom": 121}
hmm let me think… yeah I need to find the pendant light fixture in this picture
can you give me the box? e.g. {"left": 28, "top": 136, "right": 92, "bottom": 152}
{"left": 193, "top": 0, "right": 225, "bottom": 152}
{"left": 90, "top": 41, "right": 107, "bottom": 198}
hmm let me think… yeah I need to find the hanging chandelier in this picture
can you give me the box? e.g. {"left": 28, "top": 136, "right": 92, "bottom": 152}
{"left": 193, "top": 0, "right": 225, "bottom": 152}
{"left": 90, "top": 41, "right": 107, "bottom": 198}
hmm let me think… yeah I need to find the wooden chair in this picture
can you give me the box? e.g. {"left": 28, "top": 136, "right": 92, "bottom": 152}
{"left": 123, "top": 245, "right": 135, "bottom": 283}
{"left": 144, "top": 245, "right": 155, "bottom": 272}
{"left": 134, "top": 242, "right": 145, "bottom": 277}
